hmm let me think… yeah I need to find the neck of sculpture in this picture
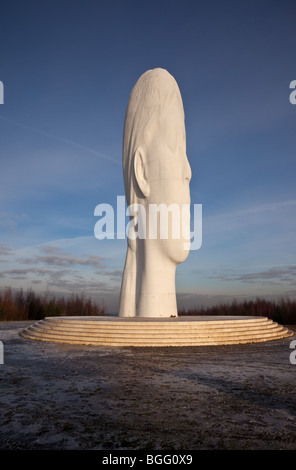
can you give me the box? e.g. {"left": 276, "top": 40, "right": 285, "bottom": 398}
{"left": 135, "top": 238, "right": 178, "bottom": 317}
{"left": 118, "top": 238, "right": 178, "bottom": 318}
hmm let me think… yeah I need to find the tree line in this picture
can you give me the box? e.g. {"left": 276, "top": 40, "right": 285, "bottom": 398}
{"left": 1, "top": 287, "right": 295, "bottom": 324}
{"left": 179, "top": 297, "right": 296, "bottom": 325}
{"left": 0, "top": 288, "right": 105, "bottom": 321}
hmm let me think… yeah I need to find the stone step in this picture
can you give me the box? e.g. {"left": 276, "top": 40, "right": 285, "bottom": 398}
{"left": 42, "top": 315, "right": 270, "bottom": 326}
{"left": 21, "top": 332, "right": 292, "bottom": 347}
{"left": 27, "top": 321, "right": 283, "bottom": 337}
{"left": 29, "top": 323, "right": 279, "bottom": 336}
{"left": 24, "top": 329, "right": 289, "bottom": 344}
{"left": 33, "top": 316, "right": 273, "bottom": 331}
{"left": 20, "top": 315, "right": 294, "bottom": 346}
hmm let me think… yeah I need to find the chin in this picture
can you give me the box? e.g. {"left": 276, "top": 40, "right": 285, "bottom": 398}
{"left": 166, "top": 239, "right": 190, "bottom": 264}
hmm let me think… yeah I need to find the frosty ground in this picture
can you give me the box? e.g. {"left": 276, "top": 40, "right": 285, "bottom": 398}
{"left": 1, "top": 321, "right": 296, "bottom": 450}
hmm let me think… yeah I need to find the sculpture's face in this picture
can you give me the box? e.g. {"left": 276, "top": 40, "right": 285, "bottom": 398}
{"left": 144, "top": 107, "right": 191, "bottom": 263}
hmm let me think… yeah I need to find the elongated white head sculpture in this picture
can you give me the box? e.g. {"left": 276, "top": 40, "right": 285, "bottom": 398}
{"left": 119, "top": 68, "right": 191, "bottom": 317}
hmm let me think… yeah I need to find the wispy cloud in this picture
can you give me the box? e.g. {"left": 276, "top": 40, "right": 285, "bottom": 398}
{"left": 45, "top": 278, "right": 114, "bottom": 293}
{"left": 204, "top": 200, "right": 296, "bottom": 235}
{"left": 0, "top": 115, "right": 120, "bottom": 165}
{"left": 0, "top": 267, "right": 69, "bottom": 280}
{"left": 18, "top": 253, "right": 106, "bottom": 268}
{"left": 0, "top": 265, "right": 116, "bottom": 297}
{"left": 0, "top": 244, "right": 12, "bottom": 256}
{"left": 0, "top": 212, "right": 27, "bottom": 231}
{"left": 0, "top": 240, "right": 122, "bottom": 297}
{"left": 105, "top": 270, "right": 123, "bottom": 280}
{"left": 207, "top": 265, "right": 296, "bottom": 285}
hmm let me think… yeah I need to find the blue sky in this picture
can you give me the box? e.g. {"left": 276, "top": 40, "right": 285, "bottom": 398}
{"left": 0, "top": 0, "right": 295, "bottom": 312}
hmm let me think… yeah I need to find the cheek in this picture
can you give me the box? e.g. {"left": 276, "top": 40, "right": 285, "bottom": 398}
{"left": 165, "top": 180, "right": 190, "bottom": 207}
{"left": 160, "top": 238, "right": 190, "bottom": 265}
{"left": 149, "top": 178, "right": 190, "bottom": 205}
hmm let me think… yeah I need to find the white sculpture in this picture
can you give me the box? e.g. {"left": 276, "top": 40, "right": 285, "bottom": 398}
{"left": 119, "top": 68, "right": 191, "bottom": 317}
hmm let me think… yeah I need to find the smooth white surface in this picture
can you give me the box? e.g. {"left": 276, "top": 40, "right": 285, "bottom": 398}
{"left": 119, "top": 68, "right": 191, "bottom": 317}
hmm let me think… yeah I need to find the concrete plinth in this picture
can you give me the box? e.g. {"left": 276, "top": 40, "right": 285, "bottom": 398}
{"left": 20, "top": 315, "right": 294, "bottom": 347}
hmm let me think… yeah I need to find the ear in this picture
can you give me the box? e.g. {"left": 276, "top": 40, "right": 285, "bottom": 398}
{"left": 134, "top": 146, "right": 150, "bottom": 198}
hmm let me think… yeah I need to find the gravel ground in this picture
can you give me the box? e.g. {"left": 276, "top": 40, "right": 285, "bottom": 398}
{"left": 1, "top": 321, "right": 296, "bottom": 451}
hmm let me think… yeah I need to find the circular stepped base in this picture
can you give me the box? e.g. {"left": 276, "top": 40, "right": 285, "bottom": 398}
{"left": 20, "top": 315, "right": 294, "bottom": 347}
